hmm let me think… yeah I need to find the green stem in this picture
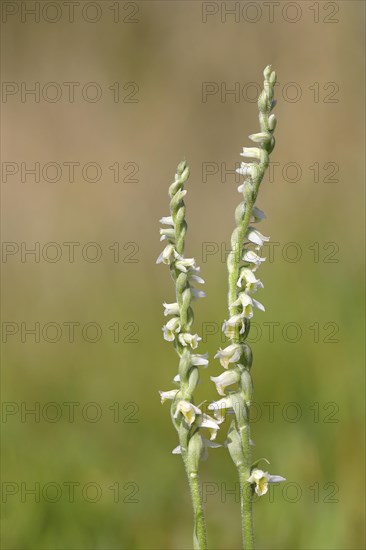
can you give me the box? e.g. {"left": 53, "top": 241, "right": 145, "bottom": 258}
{"left": 185, "top": 468, "right": 207, "bottom": 550}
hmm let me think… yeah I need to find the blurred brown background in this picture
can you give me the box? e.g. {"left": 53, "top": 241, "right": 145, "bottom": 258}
{"left": 1, "top": 1, "right": 365, "bottom": 548}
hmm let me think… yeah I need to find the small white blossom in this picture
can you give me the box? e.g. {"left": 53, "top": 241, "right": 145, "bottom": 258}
{"left": 174, "top": 400, "right": 202, "bottom": 426}
{"left": 175, "top": 257, "right": 197, "bottom": 273}
{"left": 197, "top": 414, "right": 221, "bottom": 440}
{"left": 248, "top": 132, "right": 272, "bottom": 144}
{"left": 247, "top": 469, "right": 286, "bottom": 496}
{"left": 159, "top": 216, "right": 174, "bottom": 226}
{"left": 156, "top": 243, "right": 178, "bottom": 265}
{"left": 178, "top": 333, "right": 201, "bottom": 349}
{"left": 191, "top": 353, "right": 209, "bottom": 367}
{"left": 214, "top": 343, "right": 243, "bottom": 369}
{"left": 162, "top": 302, "right": 180, "bottom": 316}
{"left": 251, "top": 206, "right": 266, "bottom": 223}
{"left": 243, "top": 250, "right": 266, "bottom": 268}
{"left": 211, "top": 370, "right": 240, "bottom": 396}
{"left": 232, "top": 292, "right": 265, "bottom": 318}
{"left": 232, "top": 292, "right": 254, "bottom": 318}
{"left": 237, "top": 268, "right": 264, "bottom": 293}
{"left": 159, "top": 389, "right": 179, "bottom": 403}
{"left": 189, "top": 273, "right": 205, "bottom": 284}
{"left": 247, "top": 227, "right": 270, "bottom": 247}
{"left": 240, "top": 147, "right": 261, "bottom": 160}
{"left": 222, "top": 315, "right": 246, "bottom": 338}
{"left": 208, "top": 397, "right": 234, "bottom": 422}
{"left": 191, "top": 287, "right": 206, "bottom": 300}
{"left": 159, "top": 228, "right": 175, "bottom": 242}
{"left": 236, "top": 163, "right": 260, "bottom": 180}
{"left": 162, "top": 317, "right": 181, "bottom": 341}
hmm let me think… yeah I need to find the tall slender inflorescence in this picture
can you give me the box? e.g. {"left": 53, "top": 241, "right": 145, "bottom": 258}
{"left": 208, "top": 66, "right": 285, "bottom": 549}
{"left": 157, "top": 161, "right": 221, "bottom": 550}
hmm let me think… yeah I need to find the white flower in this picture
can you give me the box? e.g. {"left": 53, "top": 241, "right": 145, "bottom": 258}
{"left": 248, "top": 132, "right": 271, "bottom": 144}
{"left": 236, "top": 163, "right": 260, "bottom": 180}
{"left": 156, "top": 244, "right": 178, "bottom": 265}
{"left": 159, "top": 216, "right": 174, "bottom": 226}
{"left": 173, "top": 374, "right": 180, "bottom": 383}
{"left": 162, "top": 317, "right": 181, "bottom": 341}
{"left": 175, "top": 257, "right": 197, "bottom": 273}
{"left": 189, "top": 273, "right": 205, "bottom": 284}
{"left": 211, "top": 370, "right": 240, "bottom": 396}
{"left": 222, "top": 315, "right": 246, "bottom": 338}
{"left": 251, "top": 206, "right": 266, "bottom": 223}
{"left": 163, "top": 302, "right": 180, "bottom": 316}
{"left": 208, "top": 397, "right": 233, "bottom": 422}
{"left": 178, "top": 333, "right": 201, "bottom": 349}
{"left": 197, "top": 414, "right": 221, "bottom": 440}
{"left": 191, "top": 287, "right": 206, "bottom": 300}
{"left": 232, "top": 292, "right": 254, "bottom": 318}
{"left": 191, "top": 353, "right": 209, "bottom": 367}
{"left": 237, "top": 268, "right": 264, "bottom": 293}
{"left": 240, "top": 147, "right": 261, "bottom": 160}
{"left": 174, "top": 400, "right": 201, "bottom": 426}
{"left": 247, "top": 228, "right": 270, "bottom": 247}
{"left": 214, "top": 343, "right": 242, "bottom": 369}
{"left": 159, "top": 389, "right": 179, "bottom": 403}
{"left": 247, "top": 468, "right": 286, "bottom": 496}
{"left": 232, "top": 292, "right": 265, "bottom": 318}
{"left": 243, "top": 250, "right": 266, "bottom": 268}
{"left": 159, "top": 228, "right": 175, "bottom": 242}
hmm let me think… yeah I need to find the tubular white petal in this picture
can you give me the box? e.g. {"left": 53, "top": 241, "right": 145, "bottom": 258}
{"left": 178, "top": 333, "right": 201, "bottom": 349}
{"left": 214, "top": 343, "right": 242, "bottom": 369}
{"left": 211, "top": 370, "right": 240, "bottom": 396}
{"left": 175, "top": 400, "right": 202, "bottom": 425}
{"left": 191, "top": 288, "right": 206, "bottom": 300}
{"left": 248, "top": 132, "right": 271, "bottom": 143}
{"left": 251, "top": 206, "right": 266, "bottom": 223}
{"left": 243, "top": 250, "right": 266, "bottom": 266}
{"left": 159, "top": 216, "right": 174, "bottom": 226}
{"left": 189, "top": 274, "right": 205, "bottom": 284}
{"left": 159, "top": 389, "right": 179, "bottom": 404}
{"left": 252, "top": 298, "right": 265, "bottom": 312}
{"left": 162, "top": 302, "right": 180, "bottom": 316}
{"left": 268, "top": 475, "right": 286, "bottom": 483}
{"left": 191, "top": 353, "right": 209, "bottom": 367}
{"left": 241, "top": 147, "right": 261, "bottom": 160}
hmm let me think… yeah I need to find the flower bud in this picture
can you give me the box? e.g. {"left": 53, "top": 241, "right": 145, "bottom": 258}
{"left": 268, "top": 114, "right": 277, "bottom": 131}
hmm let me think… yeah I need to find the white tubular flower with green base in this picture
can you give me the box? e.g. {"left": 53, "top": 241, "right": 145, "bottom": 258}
{"left": 157, "top": 161, "right": 220, "bottom": 550}
{"left": 210, "top": 66, "right": 285, "bottom": 549}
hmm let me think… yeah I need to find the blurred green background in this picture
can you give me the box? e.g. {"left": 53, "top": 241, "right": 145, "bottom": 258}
{"left": 1, "top": 1, "right": 365, "bottom": 549}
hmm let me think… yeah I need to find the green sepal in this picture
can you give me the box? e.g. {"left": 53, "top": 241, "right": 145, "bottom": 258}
{"left": 226, "top": 421, "right": 245, "bottom": 469}
{"left": 187, "top": 430, "right": 203, "bottom": 473}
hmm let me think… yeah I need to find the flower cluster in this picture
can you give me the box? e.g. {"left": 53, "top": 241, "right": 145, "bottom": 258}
{"left": 157, "top": 161, "right": 221, "bottom": 464}
{"left": 208, "top": 66, "right": 285, "bottom": 499}
{"left": 247, "top": 468, "right": 286, "bottom": 497}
